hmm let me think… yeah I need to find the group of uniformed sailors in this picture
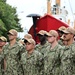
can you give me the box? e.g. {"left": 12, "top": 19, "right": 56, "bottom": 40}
{"left": 0, "top": 26, "right": 75, "bottom": 75}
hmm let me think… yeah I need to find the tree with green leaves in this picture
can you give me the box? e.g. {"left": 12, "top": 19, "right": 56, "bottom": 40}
{"left": 0, "top": 0, "right": 23, "bottom": 38}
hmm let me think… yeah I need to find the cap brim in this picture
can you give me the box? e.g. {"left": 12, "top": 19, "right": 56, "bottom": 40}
{"left": 37, "top": 33, "right": 43, "bottom": 36}
{"left": 0, "top": 39, "right": 6, "bottom": 42}
{"left": 7, "top": 32, "right": 14, "bottom": 35}
{"left": 25, "top": 39, "right": 32, "bottom": 44}
{"left": 23, "top": 38, "right": 30, "bottom": 43}
{"left": 63, "top": 30, "right": 70, "bottom": 34}
{"left": 45, "top": 32, "right": 52, "bottom": 37}
{"left": 56, "top": 29, "right": 61, "bottom": 31}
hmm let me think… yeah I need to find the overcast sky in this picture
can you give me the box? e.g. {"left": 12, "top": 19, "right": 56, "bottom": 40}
{"left": 6, "top": 0, "right": 46, "bottom": 30}
{"left": 6, "top": 0, "right": 75, "bottom": 38}
{"left": 6, "top": 0, "right": 75, "bottom": 29}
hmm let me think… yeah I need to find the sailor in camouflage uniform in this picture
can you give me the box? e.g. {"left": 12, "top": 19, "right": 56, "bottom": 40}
{"left": 0, "top": 36, "right": 7, "bottom": 75}
{"left": 21, "top": 38, "right": 43, "bottom": 75}
{"left": 23, "top": 34, "right": 33, "bottom": 48}
{"left": 0, "top": 29, "right": 25, "bottom": 75}
{"left": 18, "top": 34, "right": 33, "bottom": 52}
{"left": 44, "top": 30, "right": 63, "bottom": 75}
{"left": 61, "top": 27, "right": 75, "bottom": 75}
{"left": 57, "top": 26, "right": 67, "bottom": 46}
{"left": 35, "top": 30, "right": 50, "bottom": 55}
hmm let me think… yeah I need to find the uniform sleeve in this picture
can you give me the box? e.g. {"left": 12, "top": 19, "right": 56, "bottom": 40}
{"left": 0, "top": 46, "right": 5, "bottom": 62}
{"left": 70, "top": 45, "right": 75, "bottom": 64}
{"left": 16, "top": 44, "right": 25, "bottom": 75}
{"left": 36, "top": 52, "right": 44, "bottom": 75}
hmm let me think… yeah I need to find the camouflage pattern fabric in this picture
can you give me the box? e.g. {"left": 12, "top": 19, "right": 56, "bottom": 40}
{"left": 61, "top": 42, "right": 75, "bottom": 75}
{"left": 58, "top": 39, "right": 64, "bottom": 46}
{"left": 21, "top": 50, "right": 43, "bottom": 75}
{"left": 35, "top": 41, "right": 50, "bottom": 55}
{"left": 44, "top": 44, "right": 64, "bottom": 75}
{"left": 0, "top": 42, "right": 25, "bottom": 75}
{"left": 0, "top": 55, "right": 4, "bottom": 75}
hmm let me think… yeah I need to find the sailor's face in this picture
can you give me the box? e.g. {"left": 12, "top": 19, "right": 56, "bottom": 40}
{"left": 47, "top": 36, "right": 55, "bottom": 43}
{"left": 63, "top": 33, "right": 73, "bottom": 41}
{"left": 25, "top": 42, "right": 34, "bottom": 51}
{"left": 38, "top": 35, "right": 46, "bottom": 42}
{"left": 8, "top": 33, "right": 17, "bottom": 41}
{"left": 0, "top": 40, "right": 6, "bottom": 47}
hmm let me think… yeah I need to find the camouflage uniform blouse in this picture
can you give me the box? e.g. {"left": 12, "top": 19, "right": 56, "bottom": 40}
{"left": 21, "top": 50, "right": 43, "bottom": 75}
{"left": 44, "top": 44, "right": 63, "bottom": 75}
{"left": 0, "top": 52, "right": 4, "bottom": 75}
{"left": 58, "top": 39, "right": 64, "bottom": 46}
{"left": 61, "top": 42, "right": 75, "bottom": 75}
{"left": 0, "top": 42, "right": 25, "bottom": 75}
{"left": 35, "top": 41, "right": 50, "bottom": 55}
